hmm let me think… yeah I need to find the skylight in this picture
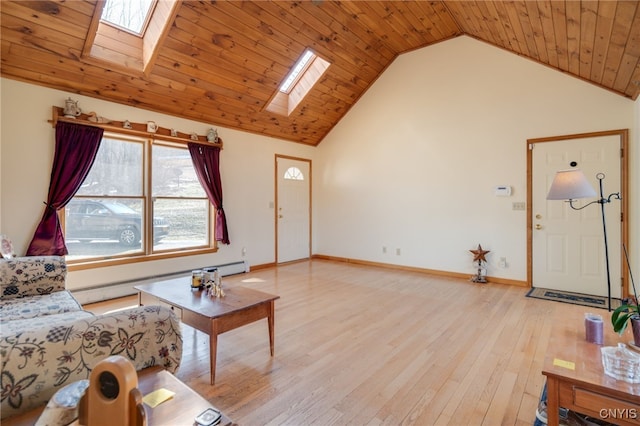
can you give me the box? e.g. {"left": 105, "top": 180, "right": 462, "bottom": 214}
{"left": 85, "top": 0, "right": 177, "bottom": 73}
{"left": 279, "top": 50, "right": 315, "bottom": 94}
{"left": 101, "top": 0, "right": 155, "bottom": 35}
{"left": 267, "top": 49, "right": 330, "bottom": 116}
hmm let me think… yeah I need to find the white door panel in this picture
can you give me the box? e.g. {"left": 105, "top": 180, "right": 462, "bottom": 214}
{"left": 276, "top": 157, "right": 311, "bottom": 263}
{"left": 532, "top": 136, "right": 621, "bottom": 298}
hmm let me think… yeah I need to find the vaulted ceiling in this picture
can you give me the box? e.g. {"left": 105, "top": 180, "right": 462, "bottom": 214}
{"left": 2, "top": 1, "right": 639, "bottom": 146}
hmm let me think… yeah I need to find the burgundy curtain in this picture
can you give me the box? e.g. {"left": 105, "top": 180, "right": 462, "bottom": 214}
{"left": 26, "top": 121, "right": 103, "bottom": 256}
{"left": 188, "top": 142, "right": 230, "bottom": 244}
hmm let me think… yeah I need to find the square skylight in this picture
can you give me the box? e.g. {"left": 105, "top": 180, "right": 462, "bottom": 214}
{"left": 101, "top": 0, "right": 155, "bottom": 35}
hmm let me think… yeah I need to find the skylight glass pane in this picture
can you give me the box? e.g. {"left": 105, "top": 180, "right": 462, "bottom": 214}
{"left": 101, "top": 0, "right": 154, "bottom": 35}
{"left": 280, "top": 50, "right": 315, "bottom": 93}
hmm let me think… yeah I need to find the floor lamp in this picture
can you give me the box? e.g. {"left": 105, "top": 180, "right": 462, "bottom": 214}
{"left": 546, "top": 169, "right": 622, "bottom": 311}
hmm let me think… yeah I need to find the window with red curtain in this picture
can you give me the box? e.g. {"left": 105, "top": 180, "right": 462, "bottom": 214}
{"left": 27, "top": 121, "right": 103, "bottom": 256}
{"left": 188, "top": 142, "right": 230, "bottom": 244}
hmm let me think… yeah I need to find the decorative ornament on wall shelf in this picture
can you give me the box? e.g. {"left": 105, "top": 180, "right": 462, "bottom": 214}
{"left": 50, "top": 105, "right": 223, "bottom": 148}
{"left": 207, "top": 128, "right": 219, "bottom": 143}
{"left": 86, "top": 112, "right": 112, "bottom": 124}
{"left": 63, "top": 97, "right": 82, "bottom": 118}
{"left": 469, "top": 244, "right": 490, "bottom": 283}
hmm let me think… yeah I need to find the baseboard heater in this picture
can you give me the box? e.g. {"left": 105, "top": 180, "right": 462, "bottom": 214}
{"left": 73, "top": 260, "right": 249, "bottom": 305}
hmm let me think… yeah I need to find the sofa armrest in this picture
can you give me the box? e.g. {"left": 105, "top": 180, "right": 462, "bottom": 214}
{"left": 0, "top": 256, "right": 67, "bottom": 300}
{"left": 0, "top": 305, "right": 182, "bottom": 419}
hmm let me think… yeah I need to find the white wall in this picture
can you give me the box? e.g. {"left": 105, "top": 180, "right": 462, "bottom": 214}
{"left": 314, "top": 36, "right": 638, "bottom": 282}
{"left": 1, "top": 35, "right": 638, "bottom": 290}
{"left": 0, "top": 79, "right": 315, "bottom": 290}
{"left": 0, "top": 79, "right": 3, "bottom": 228}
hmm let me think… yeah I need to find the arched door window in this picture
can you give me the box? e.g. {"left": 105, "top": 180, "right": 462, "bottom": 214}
{"left": 284, "top": 166, "right": 304, "bottom": 180}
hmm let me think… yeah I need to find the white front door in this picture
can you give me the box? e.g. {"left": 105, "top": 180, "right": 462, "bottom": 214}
{"left": 532, "top": 135, "right": 621, "bottom": 298}
{"left": 276, "top": 156, "right": 311, "bottom": 263}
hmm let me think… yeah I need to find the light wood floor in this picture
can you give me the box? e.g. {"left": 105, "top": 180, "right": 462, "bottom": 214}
{"left": 84, "top": 259, "right": 594, "bottom": 425}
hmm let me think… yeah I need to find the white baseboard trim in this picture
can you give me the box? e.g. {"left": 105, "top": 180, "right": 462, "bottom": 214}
{"left": 73, "top": 260, "right": 249, "bottom": 305}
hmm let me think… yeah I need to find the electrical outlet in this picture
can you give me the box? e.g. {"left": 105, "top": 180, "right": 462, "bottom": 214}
{"left": 499, "top": 257, "right": 507, "bottom": 268}
{"left": 396, "top": 248, "right": 401, "bottom": 256}
{"left": 382, "top": 246, "right": 387, "bottom": 254}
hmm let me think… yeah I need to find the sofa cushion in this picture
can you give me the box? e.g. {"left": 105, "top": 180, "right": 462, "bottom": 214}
{"left": 1, "top": 309, "right": 95, "bottom": 337}
{"left": 1, "top": 305, "right": 182, "bottom": 418}
{"left": 0, "top": 291, "right": 83, "bottom": 322}
{"left": 0, "top": 256, "right": 66, "bottom": 300}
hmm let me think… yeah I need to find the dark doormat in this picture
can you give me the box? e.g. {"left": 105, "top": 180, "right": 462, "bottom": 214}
{"left": 526, "top": 287, "right": 622, "bottom": 310}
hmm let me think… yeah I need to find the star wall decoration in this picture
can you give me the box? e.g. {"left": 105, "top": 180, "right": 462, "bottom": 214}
{"left": 470, "top": 244, "right": 490, "bottom": 263}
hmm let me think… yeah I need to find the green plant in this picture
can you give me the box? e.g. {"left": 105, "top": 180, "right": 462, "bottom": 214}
{"left": 612, "top": 302, "right": 639, "bottom": 335}
{"left": 611, "top": 245, "right": 639, "bottom": 335}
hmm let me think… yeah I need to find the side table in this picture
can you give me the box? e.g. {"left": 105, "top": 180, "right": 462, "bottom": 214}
{"left": 542, "top": 319, "right": 640, "bottom": 426}
{"left": 2, "top": 366, "right": 233, "bottom": 425}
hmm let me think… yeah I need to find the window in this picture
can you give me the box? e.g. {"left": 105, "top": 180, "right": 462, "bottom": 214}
{"left": 284, "top": 167, "right": 304, "bottom": 180}
{"left": 84, "top": 0, "right": 178, "bottom": 73}
{"left": 266, "top": 49, "right": 330, "bottom": 116}
{"left": 100, "top": 0, "right": 155, "bottom": 35}
{"left": 64, "top": 134, "right": 213, "bottom": 263}
{"left": 279, "top": 50, "right": 315, "bottom": 94}
{"left": 152, "top": 144, "right": 209, "bottom": 249}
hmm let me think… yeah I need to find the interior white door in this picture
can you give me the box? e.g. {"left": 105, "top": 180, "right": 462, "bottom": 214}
{"left": 276, "top": 157, "right": 311, "bottom": 263}
{"left": 532, "top": 136, "right": 621, "bottom": 298}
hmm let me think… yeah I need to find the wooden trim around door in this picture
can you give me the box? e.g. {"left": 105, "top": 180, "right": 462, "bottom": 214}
{"left": 526, "top": 129, "right": 629, "bottom": 296}
{"left": 274, "top": 155, "right": 312, "bottom": 264}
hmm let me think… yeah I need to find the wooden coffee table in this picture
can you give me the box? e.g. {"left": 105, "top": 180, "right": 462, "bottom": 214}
{"left": 136, "top": 279, "right": 279, "bottom": 384}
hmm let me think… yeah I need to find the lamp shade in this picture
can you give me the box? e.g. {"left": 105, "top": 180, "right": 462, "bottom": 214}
{"left": 546, "top": 169, "right": 597, "bottom": 200}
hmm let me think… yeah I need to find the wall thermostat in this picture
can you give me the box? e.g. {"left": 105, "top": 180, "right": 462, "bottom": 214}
{"left": 494, "top": 186, "right": 512, "bottom": 196}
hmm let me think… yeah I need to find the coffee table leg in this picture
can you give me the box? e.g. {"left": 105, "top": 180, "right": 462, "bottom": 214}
{"left": 210, "top": 319, "right": 218, "bottom": 385}
{"left": 546, "top": 377, "right": 559, "bottom": 426}
{"left": 268, "top": 300, "right": 275, "bottom": 356}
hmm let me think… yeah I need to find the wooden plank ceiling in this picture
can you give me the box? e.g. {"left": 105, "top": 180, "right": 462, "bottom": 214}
{"left": 2, "top": 1, "right": 639, "bottom": 146}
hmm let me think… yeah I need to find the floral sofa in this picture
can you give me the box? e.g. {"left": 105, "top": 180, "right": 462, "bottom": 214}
{"left": 0, "top": 256, "right": 183, "bottom": 419}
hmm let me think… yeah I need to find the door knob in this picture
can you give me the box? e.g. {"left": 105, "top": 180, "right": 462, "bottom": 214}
{"left": 535, "top": 224, "right": 542, "bottom": 230}
{"left": 535, "top": 214, "right": 542, "bottom": 219}
{"left": 278, "top": 215, "right": 283, "bottom": 219}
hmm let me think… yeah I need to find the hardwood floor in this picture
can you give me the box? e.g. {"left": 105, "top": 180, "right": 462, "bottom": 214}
{"left": 84, "top": 259, "right": 595, "bottom": 425}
